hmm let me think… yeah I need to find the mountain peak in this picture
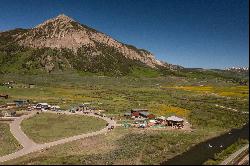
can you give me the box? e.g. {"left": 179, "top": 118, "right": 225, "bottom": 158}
{"left": 55, "top": 14, "right": 74, "bottom": 21}
{"left": 35, "top": 14, "right": 75, "bottom": 29}
{"left": 9, "top": 14, "right": 165, "bottom": 69}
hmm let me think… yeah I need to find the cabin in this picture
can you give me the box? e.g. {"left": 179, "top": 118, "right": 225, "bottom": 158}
{"left": 0, "top": 94, "right": 9, "bottom": 99}
{"left": 131, "top": 109, "right": 148, "bottom": 118}
{"left": 166, "top": 116, "right": 184, "bottom": 128}
{"left": 14, "top": 100, "right": 29, "bottom": 107}
{"left": 131, "top": 109, "right": 148, "bottom": 113}
{"left": 125, "top": 109, "right": 155, "bottom": 119}
{"left": 124, "top": 112, "right": 131, "bottom": 117}
{"left": 29, "top": 84, "right": 35, "bottom": 88}
{"left": 139, "top": 111, "right": 155, "bottom": 119}
{"left": 6, "top": 103, "right": 16, "bottom": 107}
{"left": 156, "top": 116, "right": 166, "bottom": 124}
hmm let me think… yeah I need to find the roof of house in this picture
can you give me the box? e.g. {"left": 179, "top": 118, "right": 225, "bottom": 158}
{"left": 51, "top": 105, "right": 60, "bottom": 109}
{"left": 132, "top": 112, "right": 140, "bottom": 116}
{"left": 131, "top": 109, "right": 148, "bottom": 112}
{"left": 139, "top": 111, "right": 149, "bottom": 116}
{"left": 156, "top": 116, "right": 166, "bottom": 120}
{"left": 38, "top": 103, "right": 49, "bottom": 105}
{"left": 124, "top": 112, "right": 131, "bottom": 116}
{"left": 166, "top": 116, "right": 184, "bottom": 122}
{"left": 14, "top": 99, "right": 28, "bottom": 102}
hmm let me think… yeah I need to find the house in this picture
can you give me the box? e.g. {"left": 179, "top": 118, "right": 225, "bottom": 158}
{"left": 139, "top": 111, "right": 155, "bottom": 119}
{"left": 166, "top": 116, "right": 184, "bottom": 128}
{"left": 124, "top": 112, "right": 131, "bottom": 117}
{"left": 131, "top": 109, "right": 148, "bottom": 113}
{"left": 14, "top": 100, "right": 29, "bottom": 107}
{"left": 0, "top": 94, "right": 9, "bottom": 99}
{"left": 29, "top": 84, "right": 35, "bottom": 88}
{"left": 131, "top": 109, "right": 148, "bottom": 118}
{"left": 6, "top": 103, "right": 16, "bottom": 108}
{"left": 131, "top": 112, "right": 140, "bottom": 118}
{"left": 156, "top": 116, "right": 166, "bottom": 124}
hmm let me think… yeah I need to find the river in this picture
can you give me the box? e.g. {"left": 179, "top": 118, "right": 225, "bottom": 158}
{"left": 161, "top": 123, "right": 249, "bottom": 165}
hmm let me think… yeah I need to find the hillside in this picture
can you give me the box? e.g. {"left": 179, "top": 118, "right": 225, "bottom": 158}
{"left": 0, "top": 14, "right": 248, "bottom": 83}
{"left": 0, "top": 14, "right": 176, "bottom": 75}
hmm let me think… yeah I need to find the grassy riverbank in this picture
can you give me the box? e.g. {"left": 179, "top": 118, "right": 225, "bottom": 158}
{"left": 203, "top": 139, "right": 249, "bottom": 165}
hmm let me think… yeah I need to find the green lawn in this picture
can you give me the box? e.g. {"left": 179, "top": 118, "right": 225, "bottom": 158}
{"left": 21, "top": 113, "right": 107, "bottom": 143}
{"left": 0, "top": 123, "right": 22, "bottom": 156}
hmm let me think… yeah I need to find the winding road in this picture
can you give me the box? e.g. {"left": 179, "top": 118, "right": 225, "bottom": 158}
{"left": 220, "top": 144, "right": 249, "bottom": 165}
{"left": 0, "top": 111, "right": 116, "bottom": 163}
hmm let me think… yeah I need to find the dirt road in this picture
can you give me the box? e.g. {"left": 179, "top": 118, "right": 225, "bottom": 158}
{"left": 0, "top": 111, "right": 116, "bottom": 163}
{"left": 220, "top": 144, "right": 249, "bottom": 165}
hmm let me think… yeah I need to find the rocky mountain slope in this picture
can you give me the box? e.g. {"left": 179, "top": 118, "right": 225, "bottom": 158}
{"left": 0, "top": 14, "right": 173, "bottom": 73}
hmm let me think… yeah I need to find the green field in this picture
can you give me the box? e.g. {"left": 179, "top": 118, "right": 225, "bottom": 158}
{"left": 0, "top": 123, "right": 22, "bottom": 156}
{"left": 0, "top": 72, "right": 249, "bottom": 164}
{"left": 3, "top": 127, "right": 222, "bottom": 165}
{"left": 21, "top": 112, "right": 106, "bottom": 143}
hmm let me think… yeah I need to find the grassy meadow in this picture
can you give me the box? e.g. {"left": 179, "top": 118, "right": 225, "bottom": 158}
{"left": 21, "top": 112, "right": 107, "bottom": 143}
{"left": 0, "top": 71, "right": 249, "bottom": 164}
{"left": 0, "top": 123, "right": 22, "bottom": 156}
{"left": 3, "top": 127, "right": 223, "bottom": 165}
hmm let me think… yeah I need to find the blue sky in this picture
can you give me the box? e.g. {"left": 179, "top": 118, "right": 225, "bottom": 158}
{"left": 0, "top": 0, "right": 248, "bottom": 69}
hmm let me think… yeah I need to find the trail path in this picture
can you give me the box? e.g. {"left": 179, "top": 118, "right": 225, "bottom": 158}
{"left": 0, "top": 111, "right": 116, "bottom": 163}
{"left": 220, "top": 144, "right": 249, "bottom": 165}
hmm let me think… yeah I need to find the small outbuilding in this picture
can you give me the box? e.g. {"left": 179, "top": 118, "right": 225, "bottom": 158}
{"left": 166, "top": 116, "right": 184, "bottom": 128}
{"left": 14, "top": 99, "right": 29, "bottom": 107}
{"left": 131, "top": 109, "right": 148, "bottom": 118}
{"left": 139, "top": 111, "right": 155, "bottom": 119}
{"left": 29, "top": 84, "right": 35, "bottom": 88}
{"left": 0, "top": 94, "right": 9, "bottom": 99}
{"left": 124, "top": 112, "right": 131, "bottom": 117}
{"left": 131, "top": 109, "right": 148, "bottom": 113}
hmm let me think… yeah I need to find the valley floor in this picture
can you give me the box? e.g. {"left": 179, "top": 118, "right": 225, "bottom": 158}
{"left": 0, "top": 72, "right": 249, "bottom": 164}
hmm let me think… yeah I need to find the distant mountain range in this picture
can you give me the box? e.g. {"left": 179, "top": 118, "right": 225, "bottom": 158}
{"left": 0, "top": 14, "right": 183, "bottom": 75}
{"left": 225, "top": 67, "right": 249, "bottom": 73}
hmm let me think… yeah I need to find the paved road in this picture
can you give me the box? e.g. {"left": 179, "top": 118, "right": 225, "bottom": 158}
{"left": 220, "top": 144, "right": 249, "bottom": 165}
{"left": 0, "top": 111, "right": 116, "bottom": 163}
{"left": 237, "top": 153, "right": 249, "bottom": 165}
